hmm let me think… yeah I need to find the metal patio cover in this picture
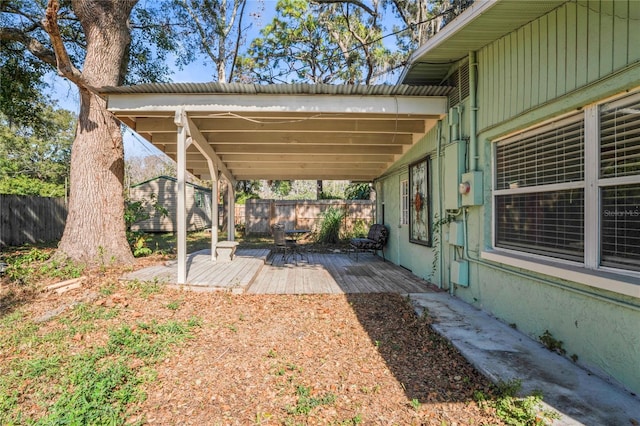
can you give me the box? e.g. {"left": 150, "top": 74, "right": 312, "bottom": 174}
{"left": 99, "top": 83, "right": 451, "bottom": 183}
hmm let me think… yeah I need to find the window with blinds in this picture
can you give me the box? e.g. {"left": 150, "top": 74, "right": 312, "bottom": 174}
{"left": 496, "top": 115, "right": 584, "bottom": 190}
{"left": 599, "top": 92, "right": 640, "bottom": 271}
{"left": 494, "top": 89, "right": 640, "bottom": 274}
{"left": 600, "top": 93, "right": 640, "bottom": 179}
{"left": 495, "top": 113, "right": 585, "bottom": 261}
{"left": 496, "top": 190, "right": 584, "bottom": 261}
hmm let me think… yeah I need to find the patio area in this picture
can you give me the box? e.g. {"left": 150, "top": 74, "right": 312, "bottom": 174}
{"left": 121, "top": 248, "right": 434, "bottom": 294}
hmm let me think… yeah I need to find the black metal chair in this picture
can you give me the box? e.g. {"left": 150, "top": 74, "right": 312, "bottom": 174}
{"left": 349, "top": 224, "right": 389, "bottom": 261}
{"left": 272, "top": 224, "right": 298, "bottom": 265}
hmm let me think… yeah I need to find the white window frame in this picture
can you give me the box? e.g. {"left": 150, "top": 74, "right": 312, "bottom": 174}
{"left": 400, "top": 179, "right": 409, "bottom": 226}
{"left": 486, "top": 89, "right": 640, "bottom": 298}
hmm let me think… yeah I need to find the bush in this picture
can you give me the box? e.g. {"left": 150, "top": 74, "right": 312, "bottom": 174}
{"left": 316, "top": 207, "right": 346, "bottom": 244}
{"left": 344, "top": 183, "right": 371, "bottom": 200}
{"left": 350, "top": 219, "right": 369, "bottom": 239}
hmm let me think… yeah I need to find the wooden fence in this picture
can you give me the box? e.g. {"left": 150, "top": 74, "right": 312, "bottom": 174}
{"left": 0, "top": 195, "right": 67, "bottom": 247}
{"left": 243, "top": 199, "right": 375, "bottom": 235}
{"left": 0, "top": 195, "right": 373, "bottom": 246}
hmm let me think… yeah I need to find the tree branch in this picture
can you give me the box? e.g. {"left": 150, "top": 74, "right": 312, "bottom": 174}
{"left": 41, "top": 0, "right": 89, "bottom": 90}
{"left": 229, "top": 0, "right": 247, "bottom": 83}
{"left": 0, "top": 27, "right": 58, "bottom": 69}
{"left": 311, "top": 0, "right": 377, "bottom": 17}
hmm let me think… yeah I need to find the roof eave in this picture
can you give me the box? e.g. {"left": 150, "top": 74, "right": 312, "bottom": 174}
{"left": 399, "top": 0, "right": 568, "bottom": 85}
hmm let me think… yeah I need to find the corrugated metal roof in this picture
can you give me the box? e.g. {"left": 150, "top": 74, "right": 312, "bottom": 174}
{"left": 99, "top": 82, "right": 453, "bottom": 97}
{"left": 400, "top": 0, "right": 568, "bottom": 85}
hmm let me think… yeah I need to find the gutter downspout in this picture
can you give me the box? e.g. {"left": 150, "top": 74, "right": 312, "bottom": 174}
{"left": 469, "top": 50, "right": 479, "bottom": 171}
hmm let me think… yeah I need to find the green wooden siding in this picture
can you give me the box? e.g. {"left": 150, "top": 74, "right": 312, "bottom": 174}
{"left": 478, "top": 0, "right": 640, "bottom": 130}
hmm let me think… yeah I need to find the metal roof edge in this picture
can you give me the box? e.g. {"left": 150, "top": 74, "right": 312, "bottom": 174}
{"left": 99, "top": 82, "right": 454, "bottom": 97}
{"left": 398, "top": 0, "right": 499, "bottom": 84}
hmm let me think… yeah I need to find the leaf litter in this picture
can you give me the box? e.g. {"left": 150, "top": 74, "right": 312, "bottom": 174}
{"left": 0, "top": 258, "right": 504, "bottom": 425}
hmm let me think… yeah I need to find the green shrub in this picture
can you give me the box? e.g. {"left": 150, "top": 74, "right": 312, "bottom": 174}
{"left": 350, "top": 219, "right": 369, "bottom": 239}
{"left": 316, "top": 207, "right": 345, "bottom": 244}
{"left": 344, "top": 183, "right": 371, "bottom": 200}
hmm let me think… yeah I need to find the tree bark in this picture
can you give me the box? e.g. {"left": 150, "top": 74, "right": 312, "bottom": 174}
{"left": 55, "top": 0, "right": 137, "bottom": 264}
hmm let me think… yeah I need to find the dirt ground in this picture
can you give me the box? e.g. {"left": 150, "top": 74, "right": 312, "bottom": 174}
{"left": 1, "top": 257, "right": 504, "bottom": 425}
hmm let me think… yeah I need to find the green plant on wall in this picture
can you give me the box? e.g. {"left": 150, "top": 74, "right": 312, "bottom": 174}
{"left": 429, "top": 212, "right": 454, "bottom": 279}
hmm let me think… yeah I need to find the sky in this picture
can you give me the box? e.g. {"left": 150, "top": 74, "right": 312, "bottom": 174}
{"left": 50, "top": 1, "right": 278, "bottom": 159}
{"left": 49, "top": 0, "right": 404, "bottom": 159}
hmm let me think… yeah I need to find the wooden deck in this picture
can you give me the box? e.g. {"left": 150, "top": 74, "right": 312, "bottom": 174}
{"left": 121, "top": 248, "right": 433, "bottom": 294}
{"left": 121, "top": 249, "right": 270, "bottom": 292}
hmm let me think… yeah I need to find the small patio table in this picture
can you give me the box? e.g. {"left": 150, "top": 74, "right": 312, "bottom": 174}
{"left": 285, "top": 229, "right": 311, "bottom": 261}
{"left": 285, "top": 229, "right": 311, "bottom": 241}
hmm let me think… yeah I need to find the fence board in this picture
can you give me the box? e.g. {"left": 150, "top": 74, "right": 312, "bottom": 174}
{"left": 244, "top": 199, "right": 375, "bottom": 235}
{"left": 0, "top": 195, "right": 67, "bottom": 247}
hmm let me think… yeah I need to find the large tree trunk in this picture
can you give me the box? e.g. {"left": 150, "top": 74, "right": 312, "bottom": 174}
{"left": 56, "top": 0, "right": 137, "bottom": 264}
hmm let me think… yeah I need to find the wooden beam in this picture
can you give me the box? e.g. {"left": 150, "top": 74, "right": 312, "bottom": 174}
{"left": 162, "top": 144, "right": 403, "bottom": 155}
{"left": 149, "top": 132, "right": 413, "bottom": 145}
{"left": 190, "top": 118, "right": 426, "bottom": 133}
{"left": 225, "top": 162, "right": 386, "bottom": 170}
{"left": 227, "top": 167, "right": 385, "bottom": 176}
{"left": 183, "top": 116, "right": 236, "bottom": 185}
{"left": 208, "top": 144, "right": 405, "bottom": 155}
{"left": 220, "top": 153, "right": 395, "bottom": 163}
{"left": 136, "top": 117, "right": 177, "bottom": 132}
{"left": 231, "top": 172, "right": 379, "bottom": 180}
{"left": 106, "top": 93, "right": 448, "bottom": 116}
{"left": 210, "top": 132, "right": 413, "bottom": 145}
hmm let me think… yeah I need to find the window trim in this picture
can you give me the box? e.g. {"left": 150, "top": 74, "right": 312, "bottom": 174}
{"left": 400, "top": 178, "right": 409, "bottom": 226}
{"left": 490, "top": 90, "right": 640, "bottom": 286}
{"left": 481, "top": 250, "right": 640, "bottom": 299}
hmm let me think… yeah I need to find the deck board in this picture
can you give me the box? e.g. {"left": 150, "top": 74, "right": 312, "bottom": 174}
{"left": 121, "top": 248, "right": 433, "bottom": 294}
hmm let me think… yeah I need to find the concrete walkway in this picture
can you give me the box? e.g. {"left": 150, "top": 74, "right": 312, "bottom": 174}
{"left": 409, "top": 292, "right": 640, "bottom": 426}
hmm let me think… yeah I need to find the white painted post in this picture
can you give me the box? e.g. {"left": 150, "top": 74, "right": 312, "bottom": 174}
{"left": 211, "top": 169, "right": 218, "bottom": 261}
{"left": 228, "top": 180, "right": 235, "bottom": 242}
{"left": 175, "top": 112, "right": 188, "bottom": 284}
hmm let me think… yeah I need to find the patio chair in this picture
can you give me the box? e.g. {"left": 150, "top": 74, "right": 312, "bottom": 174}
{"left": 272, "top": 224, "right": 298, "bottom": 265}
{"left": 349, "top": 224, "right": 389, "bottom": 261}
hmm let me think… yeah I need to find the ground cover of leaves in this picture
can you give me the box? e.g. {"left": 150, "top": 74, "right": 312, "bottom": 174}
{"left": 0, "top": 261, "right": 504, "bottom": 425}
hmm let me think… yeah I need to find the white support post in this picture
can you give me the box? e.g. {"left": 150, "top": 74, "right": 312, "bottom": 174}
{"left": 210, "top": 160, "right": 218, "bottom": 261}
{"left": 228, "top": 180, "right": 235, "bottom": 241}
{"left": 175, "top": 110, "right": 188, "bottom": 284}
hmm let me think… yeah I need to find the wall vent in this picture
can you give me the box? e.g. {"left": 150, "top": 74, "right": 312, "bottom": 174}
{"left": 447, "top": 61, "right": 470, "bottom": 107}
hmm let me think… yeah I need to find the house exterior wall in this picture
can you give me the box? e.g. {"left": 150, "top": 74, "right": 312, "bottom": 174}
{"left": 130, "top": 177, "right": 212, "bottom": 232}
{"left": 380, "top": 0, "right": 640, "bottom": 394}
{"left": 478, "top": 0, "right": 640, "bottom": 130}
{"left": 378, "top": 126, "right": 442, "bottom": 277}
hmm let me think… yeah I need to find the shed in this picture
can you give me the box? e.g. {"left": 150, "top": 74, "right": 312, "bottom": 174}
{"left": 129, "top": 176, "right": 212, "bottom": 232}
